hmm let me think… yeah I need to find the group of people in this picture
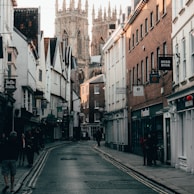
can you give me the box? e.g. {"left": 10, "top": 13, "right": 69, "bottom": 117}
{"left": 140, "top": 131, "right": 158, "bottom": 166}
{"left": 0, "top": 127, "right": 44, "bottom": 193}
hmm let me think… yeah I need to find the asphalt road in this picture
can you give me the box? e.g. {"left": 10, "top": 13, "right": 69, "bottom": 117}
{"left": 20, "top": 141, "right": 159, "bottom": 194}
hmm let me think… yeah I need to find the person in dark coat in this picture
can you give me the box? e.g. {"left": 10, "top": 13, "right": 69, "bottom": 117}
{"left": 1, "top": 131, "right": 19, "bottom": 193}
{"left": 18, "top": 133, "right": 26, "bottom": 166}
{"left": 25, "top": 130, "right": 35, "bottom": 167}
{"left": 96, "top": 129, "right": 102, "bottom": 147}
{"left": 146, "top": 133, "right": 153, "bottom": 166}
{"left": 140, "top": 134, "right": 148, "bottom": 166}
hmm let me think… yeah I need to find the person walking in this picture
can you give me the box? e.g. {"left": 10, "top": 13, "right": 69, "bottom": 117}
{"left": 140, "top": 134, "right": 148, "bottom": 166}
{"left": 96, "top": 129, "right": 102, "bottom": 147}
{"left": 1, "top": 131, "right": 19, "bottom": 193}
{"left": 18, "top": 133, "right": 26, "bottom": 166}
{"left": 25, "top": 130, "right": 35, "bottom": 167}
{"left": 146, "top": 133, "right": 153, "bottom": 166}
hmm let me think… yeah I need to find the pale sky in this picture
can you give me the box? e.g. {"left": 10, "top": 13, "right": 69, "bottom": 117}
{"left": 16, "top": 0, "right": 131, "bottom": 37}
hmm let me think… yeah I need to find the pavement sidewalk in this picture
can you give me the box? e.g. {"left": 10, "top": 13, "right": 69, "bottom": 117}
{"left": 95, "top": 141, "right": 194, "bottom": 194}
{"left": 1, "top": 140, "right": 194, "bottom": 194}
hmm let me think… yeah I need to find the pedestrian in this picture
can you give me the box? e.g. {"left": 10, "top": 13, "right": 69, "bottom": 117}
{"left": 151, "top": 131, "right": 158, "bottom": 165}
{"left": 33, "top": 128, "right": 40, "bottom": 155}
{"left": 140, "top": 134, "right": 148, "bottom": 166}
{"left": 25, "top": 130, "right": 35, "bottom": 167}
{"left": 18, "top": 133, "right": 26, "bottom": 166}
{"left": 146, "top": 133, "right": 153, "bottom": 166}
{"left": 0, "top": 133, "right": 7, "bottom": 160}
{"left": 1, "top": 131, "right": 19, "bottom": 193}
{"left": 95, "top": 129, "right": 102, "bottom": 147}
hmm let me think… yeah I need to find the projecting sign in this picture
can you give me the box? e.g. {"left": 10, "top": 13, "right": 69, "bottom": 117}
{"left": 158, "top": 56, "right": 173, "bottom": 70}
{"left": 133, "top": 85, "right": 144, "bottom": 96}
{"left": 4, "top": 79, "right": 16, "bottom": 92}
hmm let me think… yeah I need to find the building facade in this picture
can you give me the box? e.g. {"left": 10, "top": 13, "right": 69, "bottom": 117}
{"left": 0, "top": 0, "right": 18, "bottom": 135}
{"left": 103, "top": 25, "right": 128, "bottom": 151}
{"left": 168, "top": 0, "right": 194, "bottom": 172}
{"left": 80, "top": 74, "right": 105, "bottom": 140}
{"left": 125, "top": 0, "right": 173, "bottom": 160}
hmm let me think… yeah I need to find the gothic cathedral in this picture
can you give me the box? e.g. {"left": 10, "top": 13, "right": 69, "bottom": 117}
{"left": 55, "top": 0, "right": 90, "bottom": 81}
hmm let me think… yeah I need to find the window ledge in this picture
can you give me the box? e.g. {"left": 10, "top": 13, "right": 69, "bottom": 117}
{"left": 189, "top": 75, "right": 194, "bottom": 82}
{"left": 179, "top": 8, "right": 185, "bottom": 16}
{"left": 180, "top": 80, "right": 187, "bottom": 85}
{"left": 172, "top": 16, "right": 178, "bottom": 24}
{"left": 186, "top": 0, "right": 193, "bottom": 6}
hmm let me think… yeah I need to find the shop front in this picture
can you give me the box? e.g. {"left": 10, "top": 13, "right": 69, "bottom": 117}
{"left": 168, "top": 88, "right": 194, "bottom": 172}
{"left": 0, "top": 93, "right": 15, "bottom": 135}
{"left": 131, "top": 103, "right": 163, "bottom": 156}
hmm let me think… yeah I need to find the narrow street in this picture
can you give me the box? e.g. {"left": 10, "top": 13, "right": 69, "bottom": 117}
{"left": 18, "top": 142, "right": 169, "bottom": 194}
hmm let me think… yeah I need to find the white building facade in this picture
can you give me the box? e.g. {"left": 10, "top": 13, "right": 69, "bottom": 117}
{"left": 168, "top": 0, "right": 194, "bottom": 172}
{"left": 103, "top": 26, "right": 128, "bottom": 151}
{"left": 0, "top": 0, "right": 18, "bottom": 133}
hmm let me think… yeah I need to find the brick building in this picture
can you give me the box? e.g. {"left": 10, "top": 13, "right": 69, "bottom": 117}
{"left": 80, "top": 74, "right": 105, "bottom": 139}
{"left": 125, "top": 0, "right": 173, "bottom": 161}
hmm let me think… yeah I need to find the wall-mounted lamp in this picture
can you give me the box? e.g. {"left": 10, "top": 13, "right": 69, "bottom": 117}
{"left": 175, "top": 53, "right": 180, "bottom": 64}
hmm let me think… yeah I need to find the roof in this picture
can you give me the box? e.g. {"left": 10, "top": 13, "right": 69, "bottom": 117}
{"left": 81, "top": 74, "right": 105, "bottom": 85}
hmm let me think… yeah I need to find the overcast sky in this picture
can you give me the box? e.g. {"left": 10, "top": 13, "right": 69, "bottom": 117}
{"left": 16, "top": 0, "right": 131, "bottom": 37}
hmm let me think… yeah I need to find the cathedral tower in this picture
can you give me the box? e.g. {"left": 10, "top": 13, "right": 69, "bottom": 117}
{"left": 55, "top": 0, "right": 90, "bottom": 80}
{"left": 91, "top": 1, "right": 118, "bottom": 56}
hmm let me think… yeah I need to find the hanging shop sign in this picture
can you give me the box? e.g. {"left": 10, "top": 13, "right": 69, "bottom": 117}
{"left": 133, "top": 85, "right": 144, "bottom": 96}
{"left": 4, "top": 78, "right": 16, "bottom": 92}
{"left": 150, "top": 73, "right": 160, "bottom": 83}
{"left": 158, "top": 56, "right": 173, "bottom": 70}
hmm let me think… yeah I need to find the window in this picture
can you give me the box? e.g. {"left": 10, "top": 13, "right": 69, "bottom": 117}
{"left": 136, "top": 29, "right": 139, "bottom": 43}
{"left": 156, "top": 5, "right": 160, "bottom": 22}
{"left": 146, "top": 57, "right": 149, "bottom": 82}
{"left": 94, "top": 84, "right": 99, "bottom": 94}
{"left": 151, "top": 52, "right": 154, "bottom": 70}
{"left": 145, "top": 18, "right": 148, "bottom": 34}
{"left": 133, "top": 67, "right": 135, "bottom": 85}
{"left": 162, "top": 0, "right": 166, "bottom": 15}
{"left": 163, "top": 42, "right": 167, "bottom": 55}
{"left": 128, "top": 38, "right": 131, "bottom": 50}
{"left": 8, "top": 64, "right": 11, "bottom": 77}
{"left": 182, "top": 37, "right": 186, "bottom": 79}
{"left": 77, "top": 31, "right": 82, "bottom": 56}
{"left": 150, "top": 12, "right": 154, "bottom": 28}
{"left": 94, "top": 113, "right": 100, "bottom": 122}
{"left": 94, "top": 100, "right": 99, "bottom": 109}
{"left": 191, "top": 31, "right": 194, "bottom": 73}
{"left": 39, "top": 69, "right": 42, "bottom": 81}
{"left": 116, "top": 81, "right": 119, "bottom": 101}
{"left": 23, "top": 90, "right": 26, "bottom": 108}
{"left": 157, "top": 47, "right": 160, "bottom": 75}
{"left": 132, "top": 33, "right": 135, "bottom": 47}
{"left": 137, "top": 63, "right": 139, "bottom": 85}
{"left": 141, "top": 60, "right": 144, "bottom": 84}
{"left": 180, "top": 0, "right": 184, "bottom": 9}
{"left": 7, "top": 52, "right": 12, "bottom": 62}
{"left": 175, "top": 44, "right": 180, "bottom": 83}
{"left": 140, "top": 24, "right": 143, "bottom": 39}
{"left": 63, "top": 30, "right": 68, "bottom": 46}
{"left": 28, "top": 92, "right": 31, "bottom": 110}
{"left": 129, "top": 70, "right": 132, "bottom": 91}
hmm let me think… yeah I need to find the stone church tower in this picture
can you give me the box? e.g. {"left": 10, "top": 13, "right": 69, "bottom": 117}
{"left": 55, "top": 0, "right": 90, "bottom": 81}
{"left": 91, "top": 2, "right": 118, "bottom": 56}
